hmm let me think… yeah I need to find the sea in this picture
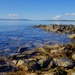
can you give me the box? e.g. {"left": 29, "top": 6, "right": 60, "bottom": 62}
{"left": 0, "top": 20, "right": 75, "bottom": 56}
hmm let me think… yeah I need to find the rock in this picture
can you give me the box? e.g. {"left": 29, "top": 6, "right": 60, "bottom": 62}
{"left": 26, "top": 73, "right": 37, "bottom": 75}
{"left": 16, "top": 60, "right": 24, "bottom": 66}
{"left": 37, "top": 56, "right": 48, "bottom": 66}
{"left": 50, "top": 47, "right": 65, "bottom": 57}
{"left": 53, "top": 58, "right": 74, "bottom": 68}
{"left": 37, "top": 47, "right": 46, "bottom": 53}
{"left": 47, "top": 60, "right": 54, "bottom": 69}
{"left": 68, "top": 34, "right": 75, "bottom": 40}
{"left": 52, "top": 44, "right": 63, "bottom": 49}
{"left": 0, "top": 60, "right": 13, "bottom": 72}
{"left": 18, "top": 64, "right": 28, "bottom": 71}
{"left": 72, "top": 53, "right": 75, "bottom": 60}
{"left": 16, "top": 54, "right": 26, "bottom": 58}
{"left": 18, "top": 47, "right": 29, "bottom": 53}
{"left": 27, "top": 60, "right": 41, "bottom": 71}
{"left": 12, "top": 60, "right": 17, "bottom": 65}
{"left": 43, "top": 72, "right": 56, "bottom": 75}
{"left": 37, "top": 55, "right": 53, "bottom": 68}
{"left": 67, "top": 72, "right": 75, "bottom": 75}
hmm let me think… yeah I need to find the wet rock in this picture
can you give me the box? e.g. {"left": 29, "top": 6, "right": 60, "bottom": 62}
{"left": 18, "top": 47, "right": 30, "bottom": 53}
{"left": 16, "top": 54, "right": 26, "bottom": 58}
{"left": 53, "top": 58, "right": 74, "bottom": 68}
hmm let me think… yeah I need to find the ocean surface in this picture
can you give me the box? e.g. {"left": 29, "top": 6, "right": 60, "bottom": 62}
{"left": 0, "top": 20, "right": 75, "bottom": 56}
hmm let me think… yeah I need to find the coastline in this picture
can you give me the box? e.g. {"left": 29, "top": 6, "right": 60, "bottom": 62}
{"left": 0, "top": 24, "right": 75, "bottom": 75}
{"left": 33, "top": 24, "right": 75, "bottom": 34}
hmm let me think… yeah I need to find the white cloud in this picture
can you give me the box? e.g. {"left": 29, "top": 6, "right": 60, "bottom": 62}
{"left": 65, "top": 13, "right": 70, "bottom": 16}
{"left": 65, "top": 13, "right": 75, "bottom": 16}
{"left": 53, "top": 15, "right": 61, "bottom": 19}
{"left": 8, "top": 14, "right": 18, "bottom": 17}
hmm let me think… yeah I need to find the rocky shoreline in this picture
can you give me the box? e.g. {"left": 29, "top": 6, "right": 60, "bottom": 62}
{"left": 0, "top": 42, "right": 75, "bottom": 75}
{"left": 1, "top": 24, "right": 75, "bottom": 75}
{"left": 33, "top": 24, "right": 75, "bottom": 34}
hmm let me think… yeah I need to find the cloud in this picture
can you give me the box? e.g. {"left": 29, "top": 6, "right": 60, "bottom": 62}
{"left": 65, "top": 13, "right": 75, "bottom": 16}
{"left": 53, "top": 15, "right": 61, "bottom": 19}
{"left": 8, "top": 14, "right": 18, "bottom": 17}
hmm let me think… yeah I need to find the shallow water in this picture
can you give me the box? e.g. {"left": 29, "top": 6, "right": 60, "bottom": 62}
{"left": 0, "top": 20, "right": 75, "bottom": 55}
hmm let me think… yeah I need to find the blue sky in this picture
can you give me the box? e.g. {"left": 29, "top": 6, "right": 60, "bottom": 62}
{"left": 0, "top": 0, "right": 75, "bottom": 20}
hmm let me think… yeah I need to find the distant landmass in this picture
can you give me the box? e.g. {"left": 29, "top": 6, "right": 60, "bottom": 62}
{"left": 0, "top": 19, "right": 75, "bottom": 21}
{"left": 0, "top": 19, "right": 31, "bottom": 21}
{"left": 46, "top": 20, "right": 75, "bottom": 21}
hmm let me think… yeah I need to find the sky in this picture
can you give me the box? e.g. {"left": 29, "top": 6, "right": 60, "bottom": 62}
{"left": 0, "top": 0, "right": 75, "bottom": 20}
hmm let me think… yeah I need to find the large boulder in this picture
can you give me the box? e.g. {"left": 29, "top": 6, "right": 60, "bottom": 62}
{"left": 53, "top": 58, "right": 74, "bottom": 68}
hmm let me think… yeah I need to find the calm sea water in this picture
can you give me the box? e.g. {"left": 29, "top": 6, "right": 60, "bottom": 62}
{"left": 0, "top": 20, "right": 75, "bottom": 55}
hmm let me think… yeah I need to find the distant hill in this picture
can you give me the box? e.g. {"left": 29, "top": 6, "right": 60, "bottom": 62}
{"left": 46, "top": 20, "right": 75, "bottom": 21}
{"left": 0, "top": 19, "right": 31, "bottom": 21}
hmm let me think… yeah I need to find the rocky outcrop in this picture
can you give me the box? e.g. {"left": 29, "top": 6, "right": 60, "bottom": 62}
{"left": 33, "top": 24, "right": 75, "bottom": 34}
{"left": 2, "top": 42, "right": 75, "bottom": 75}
